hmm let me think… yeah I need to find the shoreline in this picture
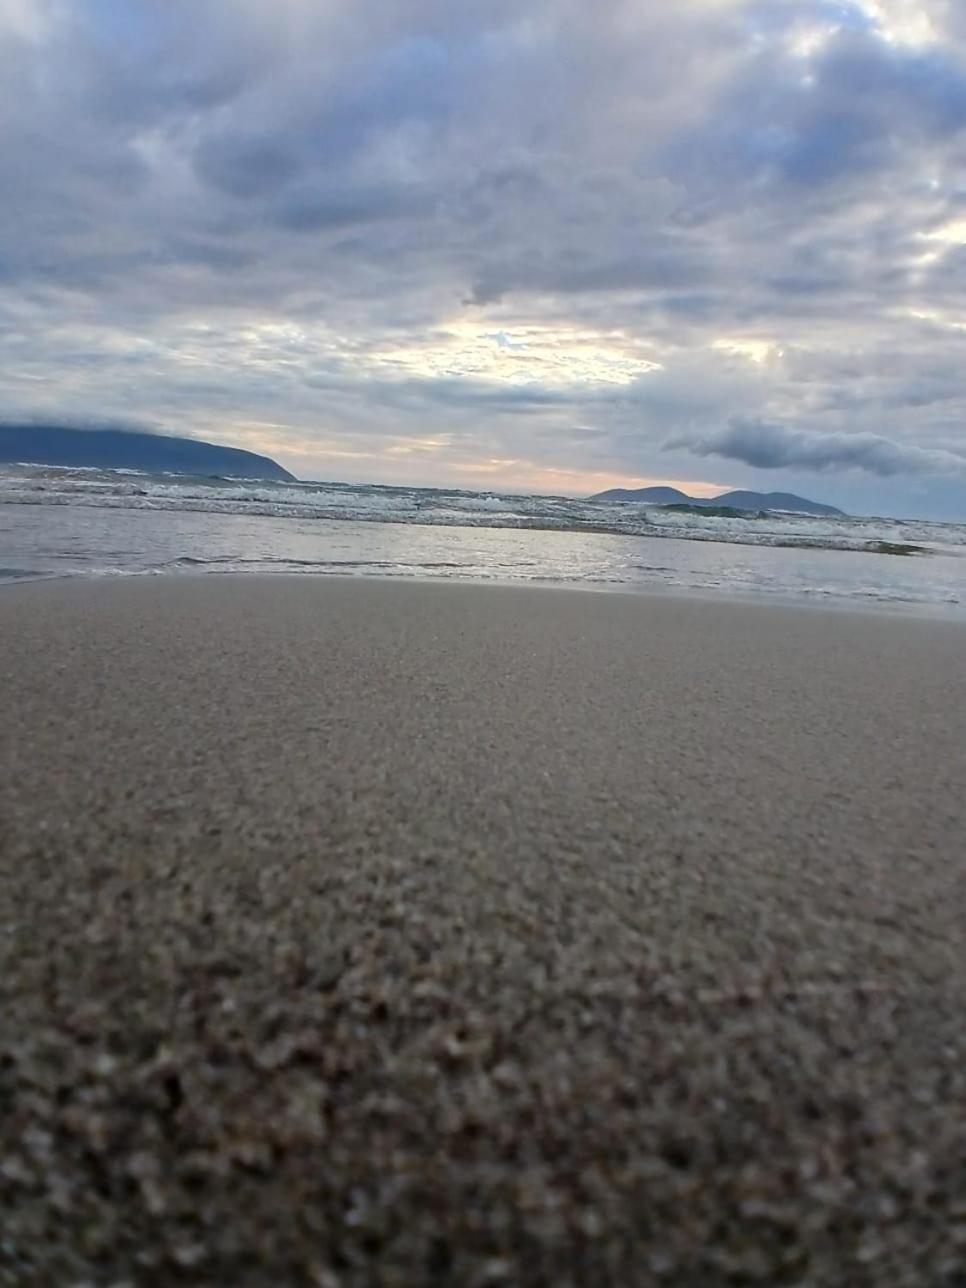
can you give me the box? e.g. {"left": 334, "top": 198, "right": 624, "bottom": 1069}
{"left": 3, "top": 564, "right": 966, "bottom": 623}
{"left": 2, "top": 576, "right": 964, "bottom": 1283}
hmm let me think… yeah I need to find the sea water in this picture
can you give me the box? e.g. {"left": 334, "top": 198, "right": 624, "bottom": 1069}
{"left": 1, "top": 463, "right": 964, "bottom": 614}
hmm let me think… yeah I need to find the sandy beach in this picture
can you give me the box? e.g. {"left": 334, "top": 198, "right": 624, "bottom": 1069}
{"left": 1, "top": 576, "right": 964, "bottom": 1285}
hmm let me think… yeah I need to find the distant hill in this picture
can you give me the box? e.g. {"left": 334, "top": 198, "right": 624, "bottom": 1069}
{"left": 592, "top": 485, "right": 844, "bottom": 517}
{"left": 714, "top": 490, "right": 844, "bottom": 517}
{"left": 0, "top": 425, "right": 295, "bottom": 482}
{"left": 596, "top": 486, "right": 693, "bottom": 506}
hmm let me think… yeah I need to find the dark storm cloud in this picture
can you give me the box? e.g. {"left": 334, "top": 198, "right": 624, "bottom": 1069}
{"left": 1, "top": 0, "right": 966, "bottom": 513}
{"left": 275, "top": 182, "right": 435, "bottom": 233}
{"left": 193, "top": 135, "right": 302, "bottom": 199}
{"left": 670, "top": 418, "right": 966, "bottom": 478}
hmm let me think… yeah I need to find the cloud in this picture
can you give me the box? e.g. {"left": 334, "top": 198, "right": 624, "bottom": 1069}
{"left": 668, "top": 418, "right": 966, "bottom": 478}
{"left": 193, "top": 135, "right": 302, "bottom": 198}
{"left": 0, "top": 1, "right": 965, "bottom": 514}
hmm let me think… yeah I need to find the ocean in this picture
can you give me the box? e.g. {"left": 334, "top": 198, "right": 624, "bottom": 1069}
{"left": 2, "top": 462, "right": 965, "bottom": 613}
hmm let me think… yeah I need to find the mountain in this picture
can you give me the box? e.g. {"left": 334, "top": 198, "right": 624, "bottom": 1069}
{"left": 714, "top": 490, "right": 844, "bottom": 516}
{"left": 591, "top": 485, "right": 844, "bottom": 516}
{"left": 593, "top": 486, "right": 693, "bottom": 506}
{"left": 0, "top": 425, "right": 295, "bottom": 482}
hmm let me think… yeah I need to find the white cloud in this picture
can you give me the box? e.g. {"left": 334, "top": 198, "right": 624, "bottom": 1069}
{"left": 853, "top": 0, "right": 940, "bottom": 47}
{"left": 0, "top": 0, "right": 58, "bottom": 40}
{"left": 363, "top": 324, "right": 662, "bottom": 387}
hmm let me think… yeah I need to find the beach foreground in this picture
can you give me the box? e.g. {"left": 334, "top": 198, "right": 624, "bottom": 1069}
{"left": 1, "top": 577, "right": 964, "bottom": 1286}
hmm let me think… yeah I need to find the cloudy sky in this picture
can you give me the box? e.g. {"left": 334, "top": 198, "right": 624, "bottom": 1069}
{"left": 3, "top": 0, "right": 966, "bottom": 517}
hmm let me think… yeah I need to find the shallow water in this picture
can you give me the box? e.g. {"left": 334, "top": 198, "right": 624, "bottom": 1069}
{"left": 2, "top": 465, "right": 965, "bottom": 615}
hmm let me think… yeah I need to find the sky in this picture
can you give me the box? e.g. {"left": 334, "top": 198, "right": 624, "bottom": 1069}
{"left": 2, "top": 0, "right": 966, "bottom": 517}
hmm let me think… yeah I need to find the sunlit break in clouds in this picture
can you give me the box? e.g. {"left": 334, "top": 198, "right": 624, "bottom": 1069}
{"left": 2, "top": 0, "right": 966, "bottom": 516}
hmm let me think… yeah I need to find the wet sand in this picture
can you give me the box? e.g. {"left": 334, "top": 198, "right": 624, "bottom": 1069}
{"left": 1, "top": 576, "right": 964, "bottom": 1285}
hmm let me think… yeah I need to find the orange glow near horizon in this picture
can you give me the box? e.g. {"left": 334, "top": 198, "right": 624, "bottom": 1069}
{"left": 277, "top": 448, "right": 728, "bottom": 498}
{"left": 222, "top": 422, "right": 731, "bottom": 498}
{"left": 446, "top": 460, "right": 728, "bottom": 497}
